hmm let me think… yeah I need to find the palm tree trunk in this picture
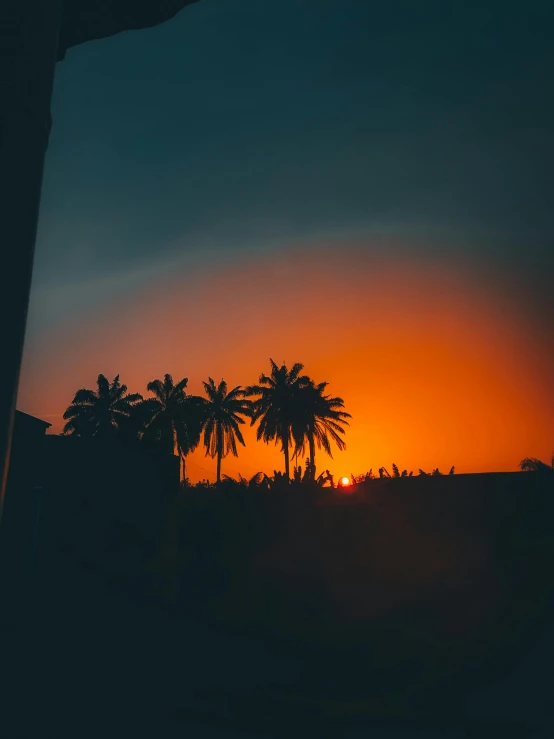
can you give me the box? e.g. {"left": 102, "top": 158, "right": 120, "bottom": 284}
{"left": 173, "top": 426, "right": 183, "bottom": 482}
{"left": 216, "top": 425, "right": 223, "bottom": 485}
{"left": 283, "top": 429, "right": 290, "bottom": 481}
{"left": 308, "top": 433, "right": 316, "bottom": 481}
{"left": 216, "top": 452, "right": 222, "bottom": 485}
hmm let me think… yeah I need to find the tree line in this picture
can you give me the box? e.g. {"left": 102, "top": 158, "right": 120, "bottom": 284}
{"left": 62, "top": 358, "right": 351, "bottom": 483}
{"left": 349, "top": 464, "right": 456, "bottom": 482}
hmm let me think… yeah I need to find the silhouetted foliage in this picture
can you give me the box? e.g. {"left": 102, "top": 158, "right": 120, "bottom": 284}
{"left": 350, "top": 471, "right": 375, "bottom": 483}
{"left": 201, "top": 378, "right": 253, "bottom": 484}
{"left": 61, "top": 366, "right": 466, "bottom": 488}
{"left": 520, "top": 456, "right": 554, "bottom": 474}
{"left": 388, "top": 464, "right": 412, "bottom": 477}
{"left": 292, "top": 458, "right": 334, "bottom": 487}
{"left": 349, "top": 465, "right": 451, "bottom": 482}
{"left": 291, "top": 380, "right": 351, "bottom": 481}
{"left": 140, "top": 374, "right": 205, "bottom": 479}
{"left": 62, "top": 374, "right": 143, "bottom": 441}
{"left": 221, "top": 471, "right": 272, "bottom": 491}
{"left": 417, "top": 466, "right": 453, "bottom": 476}
{"left": 246, "top": 359, "right": 311, "bottom": 480}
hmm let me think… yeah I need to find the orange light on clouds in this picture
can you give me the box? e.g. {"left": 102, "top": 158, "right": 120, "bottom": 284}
{"left": 18, "top": 239, "right": 554, "bottom": 482}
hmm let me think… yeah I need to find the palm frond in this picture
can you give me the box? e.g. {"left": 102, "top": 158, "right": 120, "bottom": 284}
{"left": 96, "top": 374, "right": 110, "bottom": 398}
{"left": 172, "top": 376, "right": 188, "bottom": 395}
{"left": 62, "top": 402, "right": 92, "bottom": 420}
{"left": 70, "top": 388, "right": 97, "bottom": 405}
{"left": 146, "top": 378, "right": 165, "bottom": 400}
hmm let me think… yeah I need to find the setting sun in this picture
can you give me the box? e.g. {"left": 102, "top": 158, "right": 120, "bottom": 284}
{"left": 341, "top": 477, "right": 350, "bottom": 486}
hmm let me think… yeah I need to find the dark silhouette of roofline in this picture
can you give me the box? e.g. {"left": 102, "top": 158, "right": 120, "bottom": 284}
{"left": 14, "top": 410, "right": 52, "bottom": 429}
{"left": 57, "top": 0, "right": 203, "bottom": 61}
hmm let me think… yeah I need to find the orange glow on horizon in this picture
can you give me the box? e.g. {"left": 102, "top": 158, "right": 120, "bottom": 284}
{"left": 18, "top": 240, "right": 554, "bottom": 483}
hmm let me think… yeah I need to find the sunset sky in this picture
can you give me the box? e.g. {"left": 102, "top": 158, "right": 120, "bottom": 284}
{"left": 17, "top": 0, "right": 554, "bottom": 482}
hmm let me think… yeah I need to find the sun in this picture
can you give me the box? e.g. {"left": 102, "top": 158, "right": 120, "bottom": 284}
{"left": 341, "top": 477, "right": 350, "bottom": 486}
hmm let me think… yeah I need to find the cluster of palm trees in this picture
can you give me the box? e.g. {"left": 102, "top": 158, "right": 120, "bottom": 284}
{"left": 62, "top": 359, "right": 351, "bottom": 484}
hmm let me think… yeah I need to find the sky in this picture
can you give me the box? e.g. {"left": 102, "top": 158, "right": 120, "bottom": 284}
{"left": 18, "top": 0, "right": 554, "bottom": 482}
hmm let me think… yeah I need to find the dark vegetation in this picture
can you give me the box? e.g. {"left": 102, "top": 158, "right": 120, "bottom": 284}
{"left": 29, "top": 464, "right": 554, "bottom": 735}
{"left": 61, "top": 359, "right": 351, "bottom": 484}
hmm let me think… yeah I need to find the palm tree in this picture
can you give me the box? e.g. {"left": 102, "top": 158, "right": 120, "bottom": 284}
{"left": 62, "top": 374, "right": 143, "bottom": 441}
{"left": 291, "top": 380, "right": 351, "bottom": 480}
{"left": 246, "top": 359, "right": 311, "bottom": 481}
{"left": 201, "top": 378, "right": 252, "bottom": 484}
{"left": 141, "top": 374, "right": 206, "bottom": 480}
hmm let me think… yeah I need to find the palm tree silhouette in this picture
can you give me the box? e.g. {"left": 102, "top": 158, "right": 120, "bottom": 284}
{"left": 141, "top": 374, "right": 205, "bottom": 480}
{"left": 292, "top": 381, "right": 351, "bottom": 480}
{"left": 62, "top": 374, "right": 143, "bottom": 440}
{"left": 201, "top": 378, "right": 252, "bottom": 484}
{"left": 246, "top": 359, "right": 311, "bottom": 481}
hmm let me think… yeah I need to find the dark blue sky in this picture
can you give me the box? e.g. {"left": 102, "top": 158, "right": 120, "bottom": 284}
{"left": 20, "top": 0, "right": 552, "bottom": 354}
